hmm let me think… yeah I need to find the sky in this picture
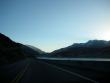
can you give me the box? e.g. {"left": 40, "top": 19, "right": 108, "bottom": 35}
{"left": 0, "top": 0, "right": 110, "bottom": 52}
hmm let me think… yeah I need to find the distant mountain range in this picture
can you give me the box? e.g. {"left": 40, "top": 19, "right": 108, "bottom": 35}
{"left": 1, "top": 33, "right": 110, "bottom": 64}
{"left": 26, "top": 45, "right": 45, "bottom": 54}
{"left": 0, "top": 33, "right": 44, "bottom": 64}
{"left": 51, "top": 40, "right": 110, "bottom": 58}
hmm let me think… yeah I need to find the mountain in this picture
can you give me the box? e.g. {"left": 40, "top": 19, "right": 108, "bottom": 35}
{"left": 51, "top": 40, "right": 110, "bottom": 58}
{"left": 26, "top": 45, "right": 45, "bottom": 54}
{"left": 21, "top": 45, "right": 42, "bottom": 57}
{"left": 0, "top": 33, "right": 18, "bottom": 48}
{"left": 0, "top": 33, "right": 41, "bottom": 65}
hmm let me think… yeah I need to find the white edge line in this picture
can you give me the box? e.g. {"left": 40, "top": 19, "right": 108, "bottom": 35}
{"left": 38, "top": 60, "right": 99, "bottom": 83}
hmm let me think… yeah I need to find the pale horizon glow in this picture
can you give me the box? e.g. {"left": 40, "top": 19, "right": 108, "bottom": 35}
{"left": 1, "top": 0, "right": 110, "bottom": 52}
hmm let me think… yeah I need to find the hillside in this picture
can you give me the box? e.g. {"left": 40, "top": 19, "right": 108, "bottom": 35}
{"left": 51, "top": 40, "right": 110, "bottom": 58}
{"left": 0, "top": 33, "right": 41, "bottom": 64}
{"left": 26, "top": 45, "right": 45, "bottom": 54}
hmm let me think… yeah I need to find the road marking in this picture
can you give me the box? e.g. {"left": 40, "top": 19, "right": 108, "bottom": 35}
{"left": 38, "top": 60, "right": 99, "bottom": 83}
{"left": 10, "top": 62, "right": 30, "bottom": 83}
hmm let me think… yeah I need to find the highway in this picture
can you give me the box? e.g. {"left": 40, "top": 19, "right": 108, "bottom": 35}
{"left": 0, "top": 58, "right": 110, "bottom": 83}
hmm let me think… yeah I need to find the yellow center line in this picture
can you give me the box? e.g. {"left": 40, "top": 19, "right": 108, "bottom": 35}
{"left": 10, "top": 61, "right": 30, "bottom": 83}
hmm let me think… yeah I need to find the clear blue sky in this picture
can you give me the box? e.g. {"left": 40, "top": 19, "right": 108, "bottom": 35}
{"left": 0, "top": 0, "right": 110, "bottom": 52}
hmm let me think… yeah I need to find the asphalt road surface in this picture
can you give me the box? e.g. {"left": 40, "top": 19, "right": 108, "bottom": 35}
{"left": 0, "top": 58, "right": 108, "bottom": 83}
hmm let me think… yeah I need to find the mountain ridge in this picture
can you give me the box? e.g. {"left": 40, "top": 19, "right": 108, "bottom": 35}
{"left": 0, "top": 33, "right": 43, "bottom": 65}
{"left": 51, "top": 40, "right": 110, "bottom": 58}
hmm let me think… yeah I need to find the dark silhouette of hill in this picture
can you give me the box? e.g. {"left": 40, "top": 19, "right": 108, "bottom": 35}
{"left": 0, "top": 33, "right": 41, "bottom": 65}
{"left": 51, "top": 40, "right": 110, "bottom": 58}
{"left": 26, "top": 45, "right": 45, "bottom": 54}
{"left": 0, "top": 33, "right": 18, "bottom": 48}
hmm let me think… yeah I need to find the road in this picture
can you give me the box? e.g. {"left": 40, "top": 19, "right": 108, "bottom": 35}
{"left": 0, "top": 58, "right": 109, "bottom": 83}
